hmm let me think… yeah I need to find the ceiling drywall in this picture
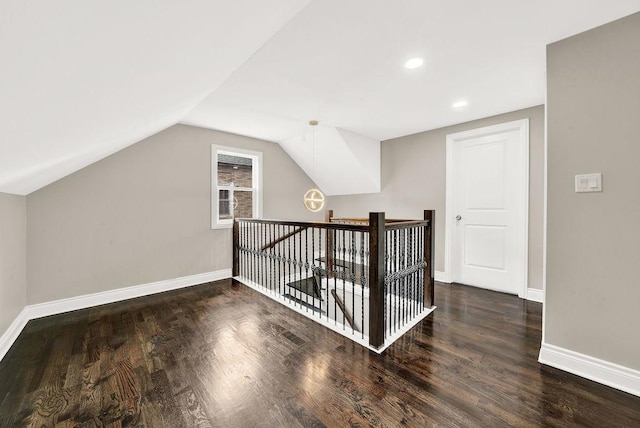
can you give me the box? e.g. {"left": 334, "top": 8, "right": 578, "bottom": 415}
{"left": 282, "top": 124, "right": 380, "bottom": 196}
{"left": 0, "top": 0, "right": 310, "bottom": 195}
{"left": 3, "top": 0, "right": 640, "bottom": 195}
{"left": 182, "top": 0, "right": 640, "bottom": 143}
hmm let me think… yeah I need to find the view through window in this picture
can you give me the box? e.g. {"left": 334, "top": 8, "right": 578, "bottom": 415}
{"left": 212, "top": 146, "right": 262, "bottom": 228}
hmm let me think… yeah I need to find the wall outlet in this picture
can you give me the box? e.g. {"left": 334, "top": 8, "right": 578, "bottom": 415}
{"left": 575, "top": 173, "right": 602, "bottom": 193}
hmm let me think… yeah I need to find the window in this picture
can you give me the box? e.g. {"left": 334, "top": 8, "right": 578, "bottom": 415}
{"left": 212, "top": 145, "right": 262, "bottom": 229}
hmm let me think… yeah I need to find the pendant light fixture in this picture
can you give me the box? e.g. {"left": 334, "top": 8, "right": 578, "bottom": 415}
{"left": 303, "top": 120, "right": 325, "bottom": 212}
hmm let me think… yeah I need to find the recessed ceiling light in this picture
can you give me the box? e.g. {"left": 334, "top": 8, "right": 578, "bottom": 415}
{"left": 404, "top": 57, "right": 424, "bottom": 69}
{"left": 452, "top": 100, "right": 468, "bottom": 109}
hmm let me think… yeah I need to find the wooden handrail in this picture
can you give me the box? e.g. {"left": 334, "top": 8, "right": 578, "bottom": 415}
{"left": 236, "top": 218, "right": 429, "bottom": 232}
{"left": 330, "top": 217, "right": 424, "bottom": 225}
{"left": 384, "top": 220, "right": 430, "bottom": 230}
{"left": 261, "top": 226, "right": 308, "bottom": 251}
{"left": 331, "top": 289, "right": 360, "bottom": 333}
{"left": 235, "top": 218, "right": 369, "bottom": 232}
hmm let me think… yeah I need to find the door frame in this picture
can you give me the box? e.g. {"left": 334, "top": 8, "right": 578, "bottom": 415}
{"left": 444, "top": 119, "right": 529, "bottom": 298}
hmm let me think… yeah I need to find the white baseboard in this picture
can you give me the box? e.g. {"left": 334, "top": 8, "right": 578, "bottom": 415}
{"left": 26, "top": 269, "right": 231, "bottom": 320}
{"left": 0, "top": 308, "right": 30, "bottom": 363}
{"left": 526, "top": 287, "right": 544, "bottom": 303}
{"left": 539, "top": 342, "right": 640, "bottom": 398}
{"left": 434, "top": 271, "right": 543, "bottom": 304}
{"left": 434, "top": 270, "right": 450, "bottom": 283}
{"left": 0, "top": 269, "right": 231, "bottom": 362}
{"left": 235, "top": 275, "right": 436, "bottom": 355}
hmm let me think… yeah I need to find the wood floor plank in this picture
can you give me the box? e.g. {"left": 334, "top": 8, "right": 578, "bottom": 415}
{"left": 1, "top": 279, "right": 639, "bottom": 427}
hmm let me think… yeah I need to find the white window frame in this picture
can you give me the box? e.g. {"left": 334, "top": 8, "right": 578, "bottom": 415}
{"left": 211, "top": 145, "right": 263, "bottom": 229}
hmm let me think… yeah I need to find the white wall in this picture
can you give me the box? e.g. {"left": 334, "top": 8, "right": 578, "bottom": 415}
{"left": 546, "top": 12, "right": 640, "bottom": 369}
{"left": 327, "top": 105, "right": 545, "bottom": 290}
{"left": 0, "top": 193, "right": 27, "bottom": 335}
{"left": 26, "top": 124, "right": 320, "bottom": 305}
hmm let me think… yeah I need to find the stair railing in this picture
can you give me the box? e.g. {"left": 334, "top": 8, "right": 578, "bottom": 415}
{"left": 232, "top": 210, "right": 435, "bottom": 351}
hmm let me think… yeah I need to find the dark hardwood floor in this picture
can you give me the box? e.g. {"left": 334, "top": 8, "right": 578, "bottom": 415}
{"left": 1, "top": 280, "right": 639, "bottom": 427}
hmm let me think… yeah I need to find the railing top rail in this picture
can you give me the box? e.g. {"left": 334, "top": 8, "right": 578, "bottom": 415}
{"left": 235, "top": 217, "right": 430, "bottom": 231}
{"left": 329, "top": 217, "right": 422, "bottom": 223}
{"left": 235, "top": 218, "right": 369, "bottom": 231}
{"left": 330, "top": 217, "right": 369, "bottom": 223}
{"left": 384, "top": 220, "right": 430, "bottom": 230}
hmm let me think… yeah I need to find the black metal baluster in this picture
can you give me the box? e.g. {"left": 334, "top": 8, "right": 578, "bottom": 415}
{"left": 308, "top": 228, "right": 313, "bottom": 310}
{"left": 333, "top": 228, "right": 337, "bottom": 326}
{"left": 401, "top": 228, "right": 406, "bottom": 328}
{"left": 311, "top": 226, "right": 315, "bottom": 316}
{"left": 351, "top": 230, "right": 356, "bottom": 334}
{"left": 393, "top": 228, "right": 398, "bottom": 335}
{"left": 268, "top": 223, "right": 271, "bottom": 293}
{"left": 389, "top": 228, "right": 393, "bottom": 336}
{"left": 416, "top": 226, "right": 420, "bottom": 316}
{"left": 383, "top": 230, "right": 388, "bottom": 339}
{"left": 238, "top": 221, "right": 242, "bottom": 279}
{"left": 267, "top": 223, "right": 271, "bottom": 292}
{"left": 318, "top": 227, "right": 323, "bottom": 320}
{"left": 245, "top": 222, "right": 248, "bottom": 281}
{"left": 298, "top": 224, "right": 303, "bottom": 310}
{"left": 419, "top": 225, "right": 424, "bottom": 311}
{"left": 264, "top": 223, "right": 267, "bottom": 291}
{"left": 270, "top": 224, "right": 275, "bottom": 294}
{"left": 255, "top": 222, "right": 258, "bottom": 286}
{"left": 384, "top": 229, "right": 389, "bottom": 337}
{"left": 388, "top": 229, "right": 393, "bottom": 335}
{"left": 256, "top": 223, "right": 265, "bottom": 288}
{"left": 257, "top": 222, "right": 261, "bottom": 288}
{"left": 278, "top": 224, "right": 282, "bottom": 296}
{"left": 341, "top": 229, "right": 346, "bottom": 330}
{"left": 287, "top": 225, "right": 291, "bottom": 300}
{"left": 360, "top": 231, "right": 365, "bottom": 339}
{"left": 411, "top": 226, "right": 416, "bottom": 319}
{"left": 251, "top": 222, "right": 256, "bottom": 285}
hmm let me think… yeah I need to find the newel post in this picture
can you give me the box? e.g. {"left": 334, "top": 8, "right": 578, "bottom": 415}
{"left": 233, "top": 220, "right": 239, "bottom": 277}
{"left": 424, "top": 210, "right": 435, "bottom": 307}
{"left": 368, "top": 212, "right": 385, "bottom": 349}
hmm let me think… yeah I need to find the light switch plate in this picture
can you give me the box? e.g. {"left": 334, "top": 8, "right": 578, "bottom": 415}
{"left": 575, "top": 173, "right": 602, "bottom": 193}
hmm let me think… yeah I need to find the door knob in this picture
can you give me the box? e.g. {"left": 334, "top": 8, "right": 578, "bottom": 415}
{"left": 456, "top": 215, "right": 462, "bottom": 221}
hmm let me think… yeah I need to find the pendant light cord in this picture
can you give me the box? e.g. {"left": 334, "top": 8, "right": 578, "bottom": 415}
{"left": 309, "top": 120, "right": 318, "bottom": 179}
{"left": 312, "top": 123, "right": 316, "bottom": 178}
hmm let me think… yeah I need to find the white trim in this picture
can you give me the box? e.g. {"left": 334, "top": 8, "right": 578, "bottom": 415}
{"left": 211, "top": 144, "right": 263, "bottom": 229}
{"left": 374, "top": 306, "right": 436, "bottom": 354}
{"left": 444, "top": 119, "right": 529, "bottom": 298}
{"left": 235, "top": 276, "right": 436, "bottom": 355}
{"left": 542, "top": 101, "right": 548, "bottom": 345}
{"left": 435, "top": 270, "right": 450, "bottom": 283}
{"left": 0, "top": 269, "right": 231, "bottom": 362}
{"left": 434, "top": 271, "right": 542, "bottom": 302}
{"left": 26, "top": 270, "right": 231, "bottom": 320}
{"left": 539, "top": 342, "right": 640, "bottom": 398}
{"left": 444, "top": 138, "right": 453, "bottom": 286}
{"left": 238, "top": 276, "right": 373, "bottom": 349}
{"left": 0, "top": 308, "right": 30, "bottom": 362}
{"left": 521, "top": 119, "right": 530, "bottom": 298}
{"left": 526, "top": 287, "right": 544, "bottom": 303}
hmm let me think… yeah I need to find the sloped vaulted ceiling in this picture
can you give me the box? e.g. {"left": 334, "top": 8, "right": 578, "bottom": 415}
{"left": 2, "top": 1, "right": 640, "bottom": 195}
{"left": 0, "top": 0, "right": 310, "bottom": 195}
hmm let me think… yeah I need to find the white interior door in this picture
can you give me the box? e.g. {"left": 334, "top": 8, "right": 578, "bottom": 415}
{"left": 446, "top": 120, "right": 528, "bottom": 296}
